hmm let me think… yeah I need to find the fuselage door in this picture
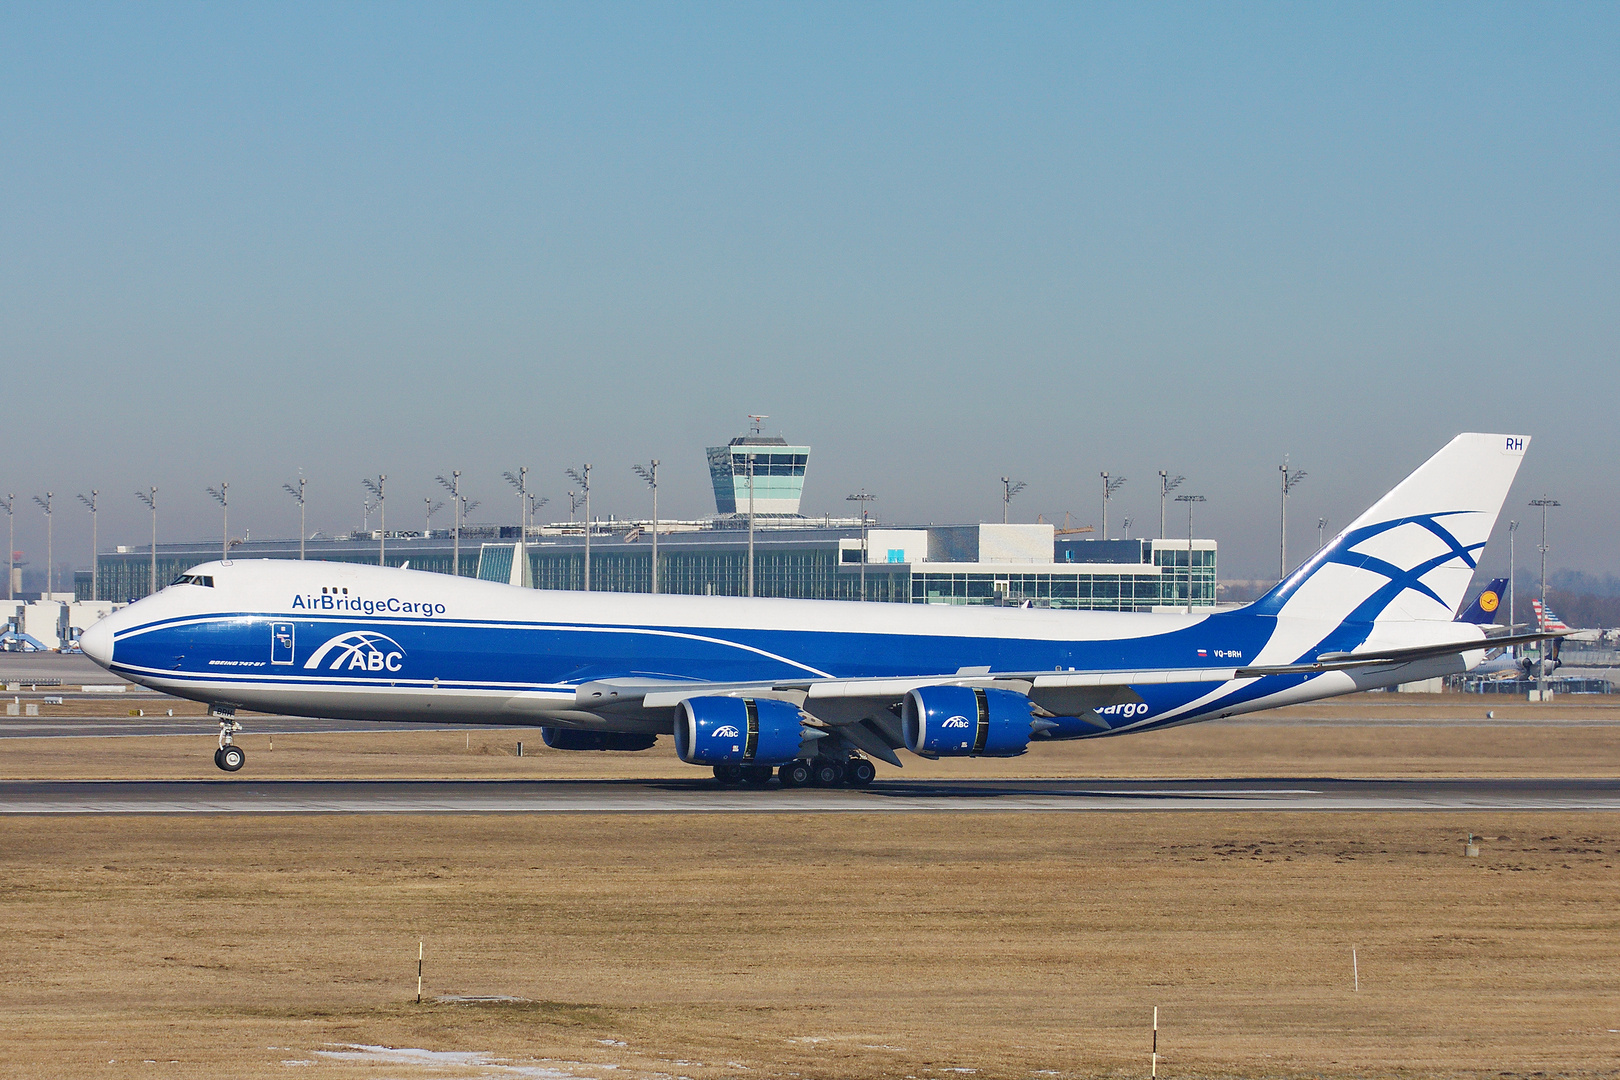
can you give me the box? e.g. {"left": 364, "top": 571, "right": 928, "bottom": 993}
{"left": 271, "top": 622, "right": 295, "bottom": 666}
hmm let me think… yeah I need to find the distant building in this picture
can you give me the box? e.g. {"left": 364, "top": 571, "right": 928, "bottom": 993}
{"left": 85, "top": 523, "right": 1217, "bottom": 611}
{"left": 79, "top": 426, "right": 1216, "bottom": 610}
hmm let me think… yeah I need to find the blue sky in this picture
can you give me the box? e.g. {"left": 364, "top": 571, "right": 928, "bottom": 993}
{"left": 3, "top": 3, "right": 1615, "bottom": 581}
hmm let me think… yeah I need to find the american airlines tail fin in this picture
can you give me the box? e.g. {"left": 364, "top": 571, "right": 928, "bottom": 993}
{"left": 1251, "top": 434, "right": 1529, "bottom": 627}
{"left": 1457, "top": 577, "right": 1509, "bottom": 624}
{"left": 1530, "top": 598, "right": 1570, "bottom": 633}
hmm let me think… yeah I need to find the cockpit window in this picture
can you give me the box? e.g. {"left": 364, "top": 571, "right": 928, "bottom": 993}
{"left": 170, "top": 574, "right": 215, "bottom": 587}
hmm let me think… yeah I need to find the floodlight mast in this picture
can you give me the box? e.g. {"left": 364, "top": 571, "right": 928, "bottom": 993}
{"left": 503, "top": 468, "right": 529, "bottom": 535}
{"left": 1279, "top": 461, "right": 1307, "bottom": 578}
{"left": 633, "top": 461, "right": 660, "bottom": 594}
{"left": 1175, "top": 493, "right": 1206, "bottom": 614}
{"left": 135, "top": 488, "right": 157, "bottom": 597}
{"left": 206, "top": 484, "right": 228, "bottom": 562}
{"left": 564, "top": 465, "right": 591, "bottom": 591}
{"left": 360, "top": 476, "right": 386, "bottom": 565}
{"left": 1317, "top": 517, "right": 1327, "bottom": 553}
{"left": 436, "top": 473, "right": 462, "bottom": 576}
{"left": 846, "top": 490, "right": 876, "bottom": 601}
{"left": 1, "top": 494, "right": 13, "bottom": 601}
{"left": 1528, "top": 497, "right": 1560, "bottom": 700}
{"left": 282, "top": 477, "right": 307, "bottom": 560}
{"left": 1000, "top": 477, "right": 1026, "bottom": 524}
{"left": 745, "top": 415, "right": 769, "bottom": 598}
{"left": 424, "top": 498, "right": 443, "bottom": 536}
{"left": 1101, "top": 473, "right": 1126, "bottom": 539}
{"left": 1158, "top": 472, "right": 1184, "bottom": 539}
{"left": 1507, "top": 519, "right": 1519, "bottom": 643}
{"left": 32, "top": 494, "right": 52, "bottom": 596}
{"left": 76, "top": 491, "right": 98, "bottom": 600}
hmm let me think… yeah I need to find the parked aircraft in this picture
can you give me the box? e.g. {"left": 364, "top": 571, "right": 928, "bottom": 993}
{"left": 81, "top": 433, "right": 1555, "bottom": 783}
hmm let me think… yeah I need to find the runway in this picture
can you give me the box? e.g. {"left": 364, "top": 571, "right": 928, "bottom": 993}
{"left": 3, "top": 776, "right": 1618, "bottom": 813}
{"left": 0, "top": 715, "right": 502, "bottom": 737}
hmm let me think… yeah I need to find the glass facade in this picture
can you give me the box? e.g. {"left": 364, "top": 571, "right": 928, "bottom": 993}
{"left": 91, "top": 531, "right": 1215, "bottom": 610}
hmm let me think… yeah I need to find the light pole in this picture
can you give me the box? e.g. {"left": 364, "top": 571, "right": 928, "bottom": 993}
{"left": 206, "top": 483, "right": 228, "bottom": 562}
{"left": 744, "top": 415, "right": 767, "bottom": 598}
{"left": 1279, "top": 461, "right": 1307, "bottom": 578}
{"left": 503, "top": 468, "right": 529, "bottom": 535}
{"left": 282, "top": 478, "right": 307, "bottom": 560}
{"left": 633, "top": 460, "right": 660, "bottom": 594}
{"left": 1000, "top": 477, "right": 1026, "bottom": 524}
{"left": 846, "top": 490, "right": 875, "bottom": 601}
{"left": 76, "top": 491, "right": 98, "bottom": 601}
{"left": 1158, "top": 472, "right": 1184, "bottom": 539}
{"left": 1101, "top": 473, "right": 1126, "bottom": 540}
{"left": 1317, "top": 517, "right": 1327, "bottom": 553}
{"left": 1507, "top": 519, "right": 1519, "bottom": 637}
{"left": 437, "top": 472, "right": 462, "bottom": 576}
{"left": 1122, "top": 517, "right": 1132, "bottom": 540}
{"left": 136, "top": 488, "right": 157, "bottom": 596}
{"left": 1175, "top": 493, "right": 1206, "bottom": 614}
{"left": 424, "top": 498, "right": 443, "bottom": 537}
{"left": 460, "top": 496, "right": 481, "bottom": 571}
{"left": 565, "top": 465, "right": 591, "bottom": 591}
{"left": 528, "top": 494, "right": 548, "bottom": 530}
{"left": 746, "top": 449, "right": 757, "bottom": 597}
{"left": 361, "top": 476, "right": 386, "bottom": 566}
{"left": 1528, "top": 497, "right": 1559, "bottom": 699}
{"left": 1, "top": 494, "right": 13, "bottom": 600}
{"left": 32, "top": 494, "right": 52, "bottom": 597}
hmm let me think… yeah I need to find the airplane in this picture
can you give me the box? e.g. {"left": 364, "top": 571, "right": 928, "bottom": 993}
{"left": 1452, "top": 576, "right": 1525, "bottom": 678}
{"left": 80, "top": 432, "right": 1557, "bottom": 785}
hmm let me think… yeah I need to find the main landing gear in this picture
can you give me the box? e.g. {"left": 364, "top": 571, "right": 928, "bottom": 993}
{"left": 213, "top": 709, "right": 245, "bottom": 773}
{"left": 713, "top": 755, "right": 876, "bottom": 789}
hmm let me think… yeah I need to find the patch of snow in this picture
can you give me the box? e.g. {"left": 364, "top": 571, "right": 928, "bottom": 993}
{"left": 313, "top": 1044, "right": 602, "bottom": 1078}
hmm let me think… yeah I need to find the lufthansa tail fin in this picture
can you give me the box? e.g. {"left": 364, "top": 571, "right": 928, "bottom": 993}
{"left": 1457, "top": 577, "right": 1509, "bottom": 625}
{"left": 1251, "top": 434, "right": 1529, "bottom": 627}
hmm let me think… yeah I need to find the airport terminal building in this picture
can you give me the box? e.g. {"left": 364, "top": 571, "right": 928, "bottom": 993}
{"left": 78, "top": 428, "right": 1216, "bottom": 610}
{"left": 84, "top": 523, "right": 1216, "bottom": 611}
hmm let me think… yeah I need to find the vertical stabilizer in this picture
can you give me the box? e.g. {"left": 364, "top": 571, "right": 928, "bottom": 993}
{"left": 1252, "top": 434, "right": 1529, "bottom": 626}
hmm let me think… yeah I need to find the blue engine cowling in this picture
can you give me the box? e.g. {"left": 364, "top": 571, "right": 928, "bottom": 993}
{"left": 674, "top": 696, "right": 806, "bottom": 765}
{"left": 541, "top": 728, "right": 659, "bottom": 752}
{"left": 902, "top": 685, "right": 1034, "bottom": 757}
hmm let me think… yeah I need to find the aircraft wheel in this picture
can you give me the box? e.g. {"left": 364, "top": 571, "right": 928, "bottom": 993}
{"left": 778, "top": 760, "right": 811, "bottom": 788}
{"left": 740, "top": 764, "right": 775, "bottom": 786}
{"left": 712, "top": 763, "right": 743, "bottom": 786}
{"left": 845, "top": 758, "right": 876, "bottom": 787}
{"left": 217, "top": 744, "right": 245, "bottom": 772}
{"left": 812, "top": 759, "right": 844, "bottom": 787}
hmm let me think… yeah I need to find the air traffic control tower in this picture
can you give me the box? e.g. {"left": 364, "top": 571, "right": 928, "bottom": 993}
{"left": 707, "top": 422, "right": 810, "bottom": 517}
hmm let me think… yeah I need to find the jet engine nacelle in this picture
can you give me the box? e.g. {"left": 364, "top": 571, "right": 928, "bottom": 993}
{"left": 541, "top": 727, "right": 659, "bottom": 752}
{"left": 674, "top": 696, "right": 808, "bottom": 765}
{"left": 902, "top": 685, "right": 1034, "bottom": 757}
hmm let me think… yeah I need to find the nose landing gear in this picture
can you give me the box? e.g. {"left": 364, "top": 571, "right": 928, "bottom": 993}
{"left": 213, "top": 707, "right": 245, "bottom": 773}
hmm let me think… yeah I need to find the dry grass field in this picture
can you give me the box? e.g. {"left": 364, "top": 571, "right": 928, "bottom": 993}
{"left": 2, "top": 812, "right": 1618, "bottom": 1080}
{"left": 3, "top": 695, "right": 1618, "bottom": 1079}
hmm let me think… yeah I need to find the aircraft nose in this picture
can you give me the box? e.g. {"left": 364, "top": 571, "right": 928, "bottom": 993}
{"left": 80, "top": 616, "right": 114, "bottom": 670}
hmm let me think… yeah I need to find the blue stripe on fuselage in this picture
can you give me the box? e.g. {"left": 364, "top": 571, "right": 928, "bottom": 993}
{"left": 112, "top": 609, "right": 1276, "bottom": 689}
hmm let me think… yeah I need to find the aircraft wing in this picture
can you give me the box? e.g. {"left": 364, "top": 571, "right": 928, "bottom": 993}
{"left": 557, "top": 628, "right": 1568, "bottom": 765}
{"left": 571, "top": 628, "right": 1567, "bottom": 717}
